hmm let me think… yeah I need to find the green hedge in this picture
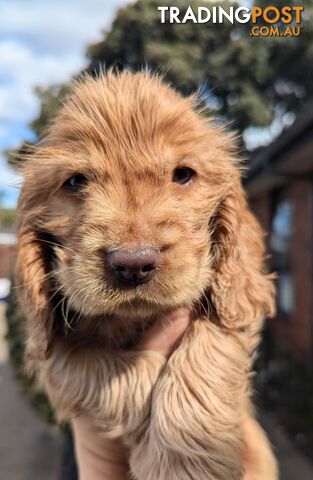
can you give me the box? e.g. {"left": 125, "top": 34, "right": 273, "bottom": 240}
{"left": 0, "top": 208, "right": 16, "bottom": 229}
{"left": 6, "top": 288, "right": 56, "bottom": 425}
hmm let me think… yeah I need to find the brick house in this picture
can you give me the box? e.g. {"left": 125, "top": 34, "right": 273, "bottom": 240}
{"left": 245, "top": 106, "right": 313, "bottom": 367}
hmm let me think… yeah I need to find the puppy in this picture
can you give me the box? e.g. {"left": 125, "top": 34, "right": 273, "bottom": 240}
{"left": 16, "top": 71, "right": 278, "bottom": 479}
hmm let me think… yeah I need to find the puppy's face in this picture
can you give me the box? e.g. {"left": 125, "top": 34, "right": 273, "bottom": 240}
{"left": 20, "top": 73, "right": 238, "bottom": 322}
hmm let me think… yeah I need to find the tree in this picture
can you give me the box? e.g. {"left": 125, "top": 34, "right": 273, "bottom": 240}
{"left": 30, "top": 84, "right": 71, "bottom": 138}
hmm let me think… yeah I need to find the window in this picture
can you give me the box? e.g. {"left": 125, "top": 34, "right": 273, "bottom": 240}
{"left": 270, "top": 191, "right": 294, "bottom": 316}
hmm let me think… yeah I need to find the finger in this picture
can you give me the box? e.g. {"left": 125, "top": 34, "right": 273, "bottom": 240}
{"left": 136, "top": 307, "right": 191, "bottom": 358}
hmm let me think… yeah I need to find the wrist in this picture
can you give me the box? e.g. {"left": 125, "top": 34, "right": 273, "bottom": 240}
{"left": 72, "top": 418, "right": 130, "bottom": 480}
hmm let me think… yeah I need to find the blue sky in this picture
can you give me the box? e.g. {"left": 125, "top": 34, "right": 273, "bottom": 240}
{"left": 0, "top": 0, "right": 128, "bottom": 208}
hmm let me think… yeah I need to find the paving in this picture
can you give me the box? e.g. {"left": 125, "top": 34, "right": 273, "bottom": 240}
{"left": 262, "top": 412, "right": 313, "bottom": 480}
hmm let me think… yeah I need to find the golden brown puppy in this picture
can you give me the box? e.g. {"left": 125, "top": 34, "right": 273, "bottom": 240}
{"left": 16, "top": 71, "right": 278, "bottom": 479}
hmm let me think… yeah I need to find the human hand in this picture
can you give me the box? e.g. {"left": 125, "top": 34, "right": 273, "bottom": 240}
{"left": 72, "top": 308, "right": 192, "bottom": 479}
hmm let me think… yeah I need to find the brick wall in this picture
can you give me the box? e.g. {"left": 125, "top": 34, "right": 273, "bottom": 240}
{"left": 249, "top": 180, "right": 313, "bottom": 366}
{"left": 0, "top": 245, "right": 15, "bottom": 279}
{"left": 274, "top": 178, "right": 313, "bottom": 365}
{"left": 250, "top": 194, "right": 272, "bottom": 253}
{"left": 250, "top": 194, "right": 272, "bottom": 233}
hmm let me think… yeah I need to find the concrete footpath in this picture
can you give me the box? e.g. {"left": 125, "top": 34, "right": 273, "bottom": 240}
{"left": 0, "top": 301, "right": 64, "bottom": 480}
{"left": 0, "top": 301, "right": 313, "bottom": 479}
{"left": 261, "top": 412, "right": 313, "bottom": 480}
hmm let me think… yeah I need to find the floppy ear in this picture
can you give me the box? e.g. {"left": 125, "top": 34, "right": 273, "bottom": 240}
{"left": 208, "top": 179, "right": 275, "bottom": 335}
{"left": 16, "top": 196, "right": 56, "bottom": 366}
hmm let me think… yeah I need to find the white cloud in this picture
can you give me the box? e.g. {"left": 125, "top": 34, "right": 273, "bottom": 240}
{"left": 0, "top": 39, "right": 83, "bottom": 126}
{"left": 0, "top": 0, "right": 128, "bottom": 55}
{"left": 0, "top": 0, "right": 129, "bottom": 206}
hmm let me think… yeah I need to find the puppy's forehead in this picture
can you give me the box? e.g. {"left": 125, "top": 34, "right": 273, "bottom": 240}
{"left": 49, "top": 72, "right": 208, "bottom": 167}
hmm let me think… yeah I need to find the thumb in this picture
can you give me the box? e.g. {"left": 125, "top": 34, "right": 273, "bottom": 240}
{"left": 135, "top": 307, "right": 191, "bottom": 359}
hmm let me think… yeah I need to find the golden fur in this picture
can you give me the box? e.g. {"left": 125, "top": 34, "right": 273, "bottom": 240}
{"left": 16, "top": 71, "right": 278, "bottom": 479}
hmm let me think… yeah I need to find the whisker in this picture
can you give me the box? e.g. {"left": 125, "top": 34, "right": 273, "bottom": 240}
{"left": 36, "top": 238, "right": 75, "bottom": 253}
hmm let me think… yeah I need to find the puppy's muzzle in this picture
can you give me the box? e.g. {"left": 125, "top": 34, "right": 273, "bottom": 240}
{"left": 107, "top": 248, "right": 160, "bottom": 287}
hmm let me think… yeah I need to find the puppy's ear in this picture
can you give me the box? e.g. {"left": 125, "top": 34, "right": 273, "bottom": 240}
{"left": 16, "top": 197, "right": 56, "bottom": 366}
{"left": 208, "top": 179, "right": 275, "bottom": 333}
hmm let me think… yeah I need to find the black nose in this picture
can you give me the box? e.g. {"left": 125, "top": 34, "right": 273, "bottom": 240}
{"left": 107, "top": 248, "right": 160, "bottom": 286}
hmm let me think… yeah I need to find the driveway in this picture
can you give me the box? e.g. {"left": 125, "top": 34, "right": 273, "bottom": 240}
{"left": 261, "top": 412, "right": 313, "bottom": 480}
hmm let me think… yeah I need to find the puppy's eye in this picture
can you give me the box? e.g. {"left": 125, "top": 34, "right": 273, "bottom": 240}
{"left": 63, "top": 174, "right": 88, "bottom": 192}
{"left": 172, "top": 167, "right": 196, "bottom": 185}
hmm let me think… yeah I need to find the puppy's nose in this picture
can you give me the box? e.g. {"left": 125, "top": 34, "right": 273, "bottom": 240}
{"left": 107, "top": 248, "right": 160, "bottom": 286}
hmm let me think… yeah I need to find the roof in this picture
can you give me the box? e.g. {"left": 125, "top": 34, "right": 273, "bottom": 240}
{"left": 245, "top": 104, "right": 313, "bottom": 197}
